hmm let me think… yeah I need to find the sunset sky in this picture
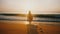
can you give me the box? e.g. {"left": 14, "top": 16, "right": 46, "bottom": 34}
{"left": 1, "top": 0, "right": 60, "bottom": 14}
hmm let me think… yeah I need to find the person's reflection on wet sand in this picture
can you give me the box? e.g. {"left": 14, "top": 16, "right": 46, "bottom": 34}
{"left": 27, "top": 24, "right": 38, "bottom": 34}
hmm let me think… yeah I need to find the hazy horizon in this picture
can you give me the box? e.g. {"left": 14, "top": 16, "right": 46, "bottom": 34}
{"left": 0, "top": 0, "right": 60, "bottom": 14}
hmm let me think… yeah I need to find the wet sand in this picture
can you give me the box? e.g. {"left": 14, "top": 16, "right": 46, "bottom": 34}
{"left": 0, "top": 21, "right": 60, "bottom": 34}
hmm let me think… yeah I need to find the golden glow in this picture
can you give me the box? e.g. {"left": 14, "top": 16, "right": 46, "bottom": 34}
{"left": 25, "top": 21, "right": 29, "bottom": 24}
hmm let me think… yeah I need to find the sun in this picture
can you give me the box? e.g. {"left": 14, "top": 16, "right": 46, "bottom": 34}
{"left": 25, "top": 3, "right": 31, "bottom": 11}
{"left": 23, "top": 0, "right": 34, "bottom": 12}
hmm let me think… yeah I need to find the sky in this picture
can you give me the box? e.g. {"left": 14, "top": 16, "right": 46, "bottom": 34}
{"left": 0, "top": 0, "right": 60, "bottom": 14}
